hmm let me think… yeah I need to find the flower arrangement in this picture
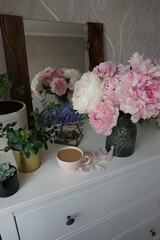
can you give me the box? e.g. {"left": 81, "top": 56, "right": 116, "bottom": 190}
{"left": 72, "top": 52, "right": 160, "bottom": 136}
{"left": 31, "top": 67, "right": 81, "bottom": 101}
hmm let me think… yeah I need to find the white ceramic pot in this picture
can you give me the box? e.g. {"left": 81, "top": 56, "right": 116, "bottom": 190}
{"left": 0, "top": 100, "right": 28, "bottom": 152}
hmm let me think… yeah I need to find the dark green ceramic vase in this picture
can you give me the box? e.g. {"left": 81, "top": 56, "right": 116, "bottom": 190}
{"left": 105, "top": 114, "right": 137, "bottom": 157}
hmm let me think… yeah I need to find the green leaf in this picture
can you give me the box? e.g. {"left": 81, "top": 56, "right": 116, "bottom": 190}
{"left": 34, "top": 140, "right": 43, "bottom": 148}
{"left": 4, "top": 146, "right": 10, "bottom": 152}
{"left": 25, "top": 143, "right": 34, "bottom": 152}
{"left": 7, "top": 132, "right": 15, "bottom": 140}
{"left": 138, "top": 118, "right": 150, "bottom": 125}
{"left": 29, "top": 149, "right": 36, "bottom": 156}
{"left": 13, "top": 143, "right": 23, "bottom": 152}
{"left": 25, "top": 152, "right": 30, "bottom": 159}
{"left": 44, "top": 142, "right": 48, "bottom": 150}
{"left": 20, "top": 130, "right": 29, "bottom": 138}
{"left": 49, "top": 139, "right": 53, "bottom": 144}
{"left": 11, "top": 122, "right": 17, "bottom": 127}
{"left": 14, "top": 85, "right": 24, "bottom": 96}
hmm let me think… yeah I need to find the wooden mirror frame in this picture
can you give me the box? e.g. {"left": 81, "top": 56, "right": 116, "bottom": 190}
{"left": 0, "top": 14, "right": 104, "bottom": 126}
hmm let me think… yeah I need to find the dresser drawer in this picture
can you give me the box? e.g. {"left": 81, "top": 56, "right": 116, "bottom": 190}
{"left": 15, "top": 160, "right": 160, "bottom": 240}
{"left": 58, "top": 192, "right": 160, "bottom": 240}
{"left": 117, "top": 212, "right": 160, "bottom": 240}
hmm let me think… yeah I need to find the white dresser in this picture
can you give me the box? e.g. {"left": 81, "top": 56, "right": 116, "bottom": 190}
{"left": 0, "top": 122, "right": 160, "bottom": 240}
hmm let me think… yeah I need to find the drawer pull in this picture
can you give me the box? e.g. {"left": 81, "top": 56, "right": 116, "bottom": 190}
{"left": 66, "top": 216, "right": 75, "bottom": 225}
{"left": 150, "top": 230, "right": 156, "bottom": 236}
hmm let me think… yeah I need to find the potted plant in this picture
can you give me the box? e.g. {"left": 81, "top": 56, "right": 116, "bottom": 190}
{"left": 0, "top": 73, "right": 27, "bottom": 151}
{"left": 0, "top": 108, "right": 55, "bottom": 172}
{"left": 0, "top": 162, "right": 19, "bottom": 197}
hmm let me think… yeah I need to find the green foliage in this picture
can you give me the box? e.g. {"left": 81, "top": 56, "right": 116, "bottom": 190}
{"left": 0, "top": 73, "right": 24, "bottom": 100}
{"left": 138, "top": 118, "right": 150, "bottom": 125}
{"left": 0, "top": 73, "right": 13, "bottom": 100}
{"left": 14, "top": 85, "right": 25, "bottom": 96}
{"left": 0, "top": 107, "right": 56, "bottom": 159}
{"left": 0, "top": 162, "right": 16, "bottom": 181}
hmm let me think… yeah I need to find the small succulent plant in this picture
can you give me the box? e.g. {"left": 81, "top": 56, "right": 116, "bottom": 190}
{"left": 0, "top": 162, "right": 16, "bottom": 181}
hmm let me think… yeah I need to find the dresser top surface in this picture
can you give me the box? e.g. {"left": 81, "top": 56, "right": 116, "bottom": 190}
{"left": 0, "top": 121, "right": 160, "bottom": 215}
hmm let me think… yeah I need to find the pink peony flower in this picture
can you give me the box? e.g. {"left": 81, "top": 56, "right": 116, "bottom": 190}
{"left": 117, "top": 71, "right": 160, "bottom": 122}
{"left": 118, "top": 64, "right": 130, "bottom": 76}
{"left": 40, "top": 67, "right": 58, "bottom": 85}
{"left": 93, "top": 61, "right": 117, "bottom": 80}
{"left": 103, "top": 77, "right": 120, "bottom": 107}
{"left": 128, "top": 52, "right": 155, "bottom": 75}
{"left": 153, "top": 58, "right": 160, "bottom": 66}
{"left": 58, "top": 68, "right": 67, "bottom": 77}
{"left": 71, "top": 53, "right": 160, "bottom": 136}
{"left": 50, "top": 77, "right": 67, "bottom": 96}
{"left": 89, "top": 100, "right": 119, "bottom": 136}
{"left": 35, "top": 91, "right": 41, "bottom": 98}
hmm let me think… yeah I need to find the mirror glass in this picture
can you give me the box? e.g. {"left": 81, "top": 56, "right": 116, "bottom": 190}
{"left": 23, "top": 19, "right": 86, "bottom": 110}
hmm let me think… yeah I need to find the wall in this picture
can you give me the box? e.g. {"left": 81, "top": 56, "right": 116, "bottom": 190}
{"left": 0, "top": 0, "right": 160, "bottom": 73}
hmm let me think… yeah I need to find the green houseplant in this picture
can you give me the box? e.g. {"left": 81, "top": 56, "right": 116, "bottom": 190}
{"left": 0, "top": 108, "right": 55, "bottom": 172}
{"left": 0, "top": 72, "right": 24, "bottom": 100}
{"left": 0, "top": 72, "right": 27, "bottom": 151}
{"left": 0, "top": 162, "right": 19, "bottom": 197}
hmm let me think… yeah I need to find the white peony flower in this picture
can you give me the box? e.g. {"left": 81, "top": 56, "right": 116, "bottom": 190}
{"left": 31, "top": 73, "right": 43, "bottom": 92}
{"left": 72, "top": 72, "right": 103, "bottom": 113}
{"left": 64, "top": 69, "right": 81, "bottom": 91}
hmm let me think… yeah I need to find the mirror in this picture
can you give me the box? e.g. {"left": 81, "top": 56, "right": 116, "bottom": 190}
{"left": 23, "top": 20, "right": 86, "bottom": 78}
{"left": 23, "top": 20, "right": 86, "bottom": 110}
{"left": 0, "top": 14, "right": 104, "bottom": 126}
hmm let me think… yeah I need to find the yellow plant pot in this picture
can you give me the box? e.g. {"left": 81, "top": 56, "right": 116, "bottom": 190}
{"left": 12, "top": 150, "right": 40, "bottom": 173}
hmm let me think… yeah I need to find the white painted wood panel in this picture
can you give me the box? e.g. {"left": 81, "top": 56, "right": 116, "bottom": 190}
{"left": 15, "top": 164, "right": 160, "bottom": 240}
{"left": 0, "top": 213, "right": 19, "bottom": 240}
{"left": 116, "top": 212, "right": 160, "bottom": 240}
{"left": 15, "top": 191, "right": 160, "bottom": 240}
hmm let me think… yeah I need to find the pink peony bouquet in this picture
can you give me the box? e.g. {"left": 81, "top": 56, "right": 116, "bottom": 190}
{"left": 31, "top": 67, "right": 81, "bottom": 99}
{"left": 72, "top": 52, "right": 160, "bottom": 136}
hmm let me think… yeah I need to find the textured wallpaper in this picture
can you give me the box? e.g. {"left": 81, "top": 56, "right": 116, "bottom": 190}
{"left": 0, "top": 0, "right": 160, "bottom": 73}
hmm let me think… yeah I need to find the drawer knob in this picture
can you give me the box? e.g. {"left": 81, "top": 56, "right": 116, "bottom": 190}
{"left": 66, "top": 216, "right": 75, "bottom": 225}
{"left": 150, "top": 230, "right": 156, "bottom": 236}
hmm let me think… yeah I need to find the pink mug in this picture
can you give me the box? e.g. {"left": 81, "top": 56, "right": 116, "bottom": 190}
{"left": 56, "top": 146, "right": 90, "bottom": 171}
